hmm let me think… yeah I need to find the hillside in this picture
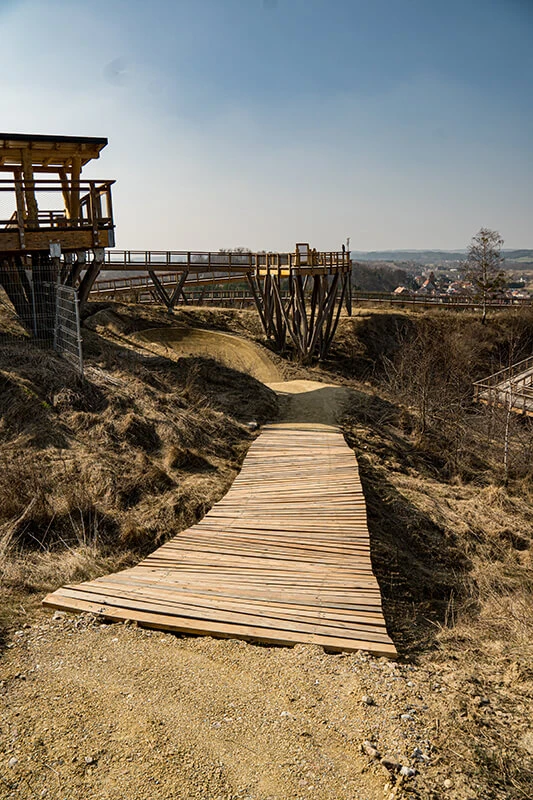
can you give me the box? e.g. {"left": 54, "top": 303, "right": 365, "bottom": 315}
{"left": 353, "top": 249, "right": 533, "bottom": 264}
{"left": 1, "top": 303, "right": 532, "bottom": 799}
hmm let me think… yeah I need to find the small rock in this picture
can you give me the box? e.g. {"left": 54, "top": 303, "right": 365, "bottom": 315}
{"left": 400, "top": 713, "right": 414, "bottom": 722}
{"left": 8, "top": 757, "right": 18, "bottom": 768}
{"left": 443, "top": 779, "right": 453, "bottom": 789}
{"left": 412, "top": 747, "right": 430, "bottom": 762}
{"left": 399, "top": 766, "right": 416, "bottom": 777}
{"left": 280, "top": 711, "right": 295, "bottom": 719}
{"left": 362, "top": 695, "right": 375, "bottom": 706}
{"left": 52, "top": 611, "right": 66, "bottom": 621}
{"left": 246, "top": 421, "right": 259, "bottom": 431}
{"left": 362, "top": 740, "right": 381, "bottom": 760}
{"left": 380, "top": 755, "right": 400, "bottom": 773}
{"left": 84, "top": 756, "right": 95, "bottom": 765}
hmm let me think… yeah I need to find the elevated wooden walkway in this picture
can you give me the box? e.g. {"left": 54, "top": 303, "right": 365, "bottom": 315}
{"left": 474, "top": 356, "right": 533, "bottom": 415}
{"left": 43, "top": 422, "right": 396, "bottom": 657}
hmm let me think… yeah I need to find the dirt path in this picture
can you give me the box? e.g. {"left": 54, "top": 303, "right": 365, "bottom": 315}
{"left": 134, "top": 326, "right": 282, "bottom": 384}
{"left": 267, "top": 380, "right": 351, "bottom": 426}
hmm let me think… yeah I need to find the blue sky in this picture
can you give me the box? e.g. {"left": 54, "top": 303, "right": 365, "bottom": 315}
{"left": 1, "top": 0, "right": 531, "bottom": 250}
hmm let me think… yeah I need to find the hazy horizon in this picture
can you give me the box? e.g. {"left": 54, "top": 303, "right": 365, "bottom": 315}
{"left": 1, "top": 0, "right": 531, "bottom": 252}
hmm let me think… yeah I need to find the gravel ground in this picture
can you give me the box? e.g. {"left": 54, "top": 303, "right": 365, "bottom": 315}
{"left": 0, "top": 611, "right": 478, "bottom": 800}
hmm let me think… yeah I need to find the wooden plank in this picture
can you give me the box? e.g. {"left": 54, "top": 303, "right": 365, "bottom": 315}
{"left": 43, "top": 421, "right": 396, "bottom": 658}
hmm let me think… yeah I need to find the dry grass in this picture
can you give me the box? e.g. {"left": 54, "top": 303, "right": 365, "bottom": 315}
{"left": 0, "top": 317, "right": 279, "bottom": 636}
{"left": 321, "top": 309, "right": 533, "bottom": 798}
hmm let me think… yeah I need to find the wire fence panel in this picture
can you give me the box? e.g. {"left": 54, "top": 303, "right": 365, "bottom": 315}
{"left": 0, "top": 280, "right": 83, "bottom": 374}
{"left": 53, "top": 285, "right": 83, "bottom": 374}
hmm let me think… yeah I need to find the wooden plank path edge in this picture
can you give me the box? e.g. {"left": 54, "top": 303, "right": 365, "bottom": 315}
{"left": 43, "top": 422, "right": 397, "bottom": 658}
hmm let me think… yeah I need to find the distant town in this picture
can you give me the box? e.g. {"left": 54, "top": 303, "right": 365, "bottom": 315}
{"left": 351, "top": 249, "right": 533, "bottom": 299}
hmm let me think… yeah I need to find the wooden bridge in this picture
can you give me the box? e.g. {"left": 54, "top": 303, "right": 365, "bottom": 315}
{"left": 91, "top": 245, "right": 353, "bottom": 361}
{"left": 43, "top": 420, "right": 396, "bottom": 658}
{"left": 474, "top": 356, "right": 533, "bottom": 416}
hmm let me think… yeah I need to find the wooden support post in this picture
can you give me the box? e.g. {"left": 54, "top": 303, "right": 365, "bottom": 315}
{"left": 21, "top": 149, "right": 38, "bottom": 227}
{"left": 247, "top": 274, "right": 268, "bottom": 335}
{"left": 66, "top": 250, "right": 86, "bottom": 287}
{"left": 345, "top": 270, "right": 353, "bottom": 316}
{"left": 0, "top": 257, "right": 33, "bottom": 329}
{"left": 168, "top": 270, "right": 189, "bottom": 311}
{"left": 13, "top": 168, "right": 26, "bottom": 249}
{"left": 148, "top": 270, "right": 172, "bottom": 310}
{"left": 321, "top": 273, "right": 347, "bottom": 359}
{"left": 70, "top": 156, "right": 82, "bottom": 224}
{"left": 60, "top": 253, "right": 73, "bottom": 284}
{"left": 78, "top": 248, "right": 104, "bottom": 307}
{"left": 58, "top": 169, "right": 72, "bottom": 217}
{"left": 321, "top": 274, "right": 340, "bottom": 356}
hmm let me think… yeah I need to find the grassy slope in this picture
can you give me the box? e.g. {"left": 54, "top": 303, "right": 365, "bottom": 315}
{"left": 0, "top": 305, "right": 278, "bottom": 640}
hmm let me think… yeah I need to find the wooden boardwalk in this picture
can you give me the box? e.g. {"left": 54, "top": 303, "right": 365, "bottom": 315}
{"left": 43, "top": 422, "right": 396, "bottom": 658}
{"left": 474, "top": 356, "right": 533, "bottom": 416}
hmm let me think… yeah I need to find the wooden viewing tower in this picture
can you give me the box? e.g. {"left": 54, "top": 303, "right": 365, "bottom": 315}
{"left": 0, "top": 132, "right": 115, "bottom": 331}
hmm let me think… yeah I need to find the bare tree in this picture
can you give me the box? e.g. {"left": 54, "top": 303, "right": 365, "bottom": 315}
{"left": 462, "top": 228, "right": 506, "bottom": 324}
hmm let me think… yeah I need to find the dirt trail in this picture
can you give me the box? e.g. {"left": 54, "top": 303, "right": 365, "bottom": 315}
{"left": 134, "top": 326, "right": 282, "bottom": 384}
{"left": 267, "top": 380, "right": 351, "bottom": 426}
{"left": 136, "top": 326, "right": 352, "bottom": 425}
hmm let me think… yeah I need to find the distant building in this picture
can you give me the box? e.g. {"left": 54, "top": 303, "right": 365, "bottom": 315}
{"left": 416, "top": 271, "right": 438, "bottom": 295}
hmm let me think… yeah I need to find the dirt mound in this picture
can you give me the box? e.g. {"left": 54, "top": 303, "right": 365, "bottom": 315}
{"left": 134, "top": 326, "right": 282, "bottom": 383}
{"left": 268, "top": 379, "right": 352, "bottom": 425}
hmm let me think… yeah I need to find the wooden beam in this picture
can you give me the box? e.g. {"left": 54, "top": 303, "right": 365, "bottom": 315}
{"left": 70, "top": 155, "right": 82, "bottom": 223}
{"left": 168, "top": 270, "right": 189, "bottom": 310}
{"left": 20, "top": 149, "right": 38, "bottom": 226}
{"left": 78, "top": 249, "right": 103, "bottom": 306}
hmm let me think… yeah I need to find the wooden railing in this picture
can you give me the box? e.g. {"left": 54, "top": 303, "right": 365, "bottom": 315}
{"left": 351, "top": 291, "right": 532, "bottom": 308}
{"left": 0, "top": 179, "right": 115, "bottom": 251}
{"left": 102, "top": 249, "right": 351, "bottom": 274}
{"left": 474, "top": 355, "right": 533, "bottom": 414}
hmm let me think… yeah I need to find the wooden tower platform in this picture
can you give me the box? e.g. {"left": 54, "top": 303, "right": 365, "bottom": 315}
{"left": 43, "top": 422, "right": 396, "bottom": 658}
{"left": 0, "top": 132, "right": 115, "bottom": 328}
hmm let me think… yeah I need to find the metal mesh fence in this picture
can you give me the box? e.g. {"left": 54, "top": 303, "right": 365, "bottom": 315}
{"left": 53, "top": 285, "right": 83, "bottom": 374}
{"left": 0, "top": 278, "right": 83, "bottom": 374}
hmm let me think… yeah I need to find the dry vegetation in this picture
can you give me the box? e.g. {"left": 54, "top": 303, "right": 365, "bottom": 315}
{"left": 323, "top": 308, "right": 533, "bottom": 796}
{"left": 1, "top": 301, "right": 533, "bottom": 798}
{"left": 0, "top": 305, "right": 278, "bottom": 641}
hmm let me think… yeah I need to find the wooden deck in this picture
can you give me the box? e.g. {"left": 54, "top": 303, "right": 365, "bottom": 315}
{"left": 43, "top": 422, "right": 396, "bottom": 658}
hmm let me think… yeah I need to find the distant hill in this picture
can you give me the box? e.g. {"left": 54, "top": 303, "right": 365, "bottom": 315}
{"left": 352, "top": 249, "right": 533, "bottom": 265}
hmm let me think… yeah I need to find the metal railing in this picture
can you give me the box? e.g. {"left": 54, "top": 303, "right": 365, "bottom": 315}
{"left": 0, "top": 280, "right": 83, "bottom": 374}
